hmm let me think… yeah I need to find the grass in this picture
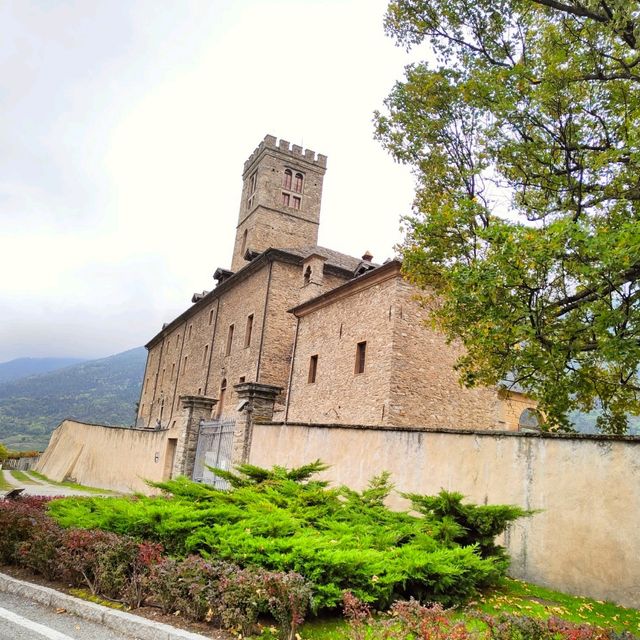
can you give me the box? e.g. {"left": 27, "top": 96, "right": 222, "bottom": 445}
{"left": 473, "top": 578, "right": 640, "bottom": 633}
{"left": 0, "top": 471, "right": 14, "bottom": 491}
{"left": 292, "top": 578, "right": 640, "bottom": 640}
{"left": 27, "top": 471, "right": 117, "bottom": 494}
{"left": 10, "top": 469, "right": 38, "bottom": 484}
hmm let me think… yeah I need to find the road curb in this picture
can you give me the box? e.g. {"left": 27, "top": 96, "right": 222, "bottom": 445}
{"left": 0, "top": 572, "right": 211, "bottom": 640}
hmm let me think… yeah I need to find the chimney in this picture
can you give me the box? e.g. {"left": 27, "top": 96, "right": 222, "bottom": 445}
{"left": 362, "top": 250, "right": 373, "bottom": 262}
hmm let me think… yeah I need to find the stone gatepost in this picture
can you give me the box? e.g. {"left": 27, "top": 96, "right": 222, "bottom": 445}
{"left": 175, "top": 395, "right": 217, "bottom": 478}
{"left": 232, "top": 383, "right": 282, "bottom": 464}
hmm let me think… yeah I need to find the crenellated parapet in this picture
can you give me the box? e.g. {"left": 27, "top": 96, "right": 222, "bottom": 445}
{"left": 243, "top": 134, "right": 327, "bottom": 176}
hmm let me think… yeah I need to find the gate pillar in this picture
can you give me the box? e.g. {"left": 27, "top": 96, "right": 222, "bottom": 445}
{"left": 175, "top": 395, "right": 217, "bottom": 478}
{"left": 232, "top": 383, "right": 282, "bottom": 464}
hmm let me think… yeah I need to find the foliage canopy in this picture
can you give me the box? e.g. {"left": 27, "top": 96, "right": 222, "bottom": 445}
{"left": 376, "top": 0, "right": 640, "bottom": 432}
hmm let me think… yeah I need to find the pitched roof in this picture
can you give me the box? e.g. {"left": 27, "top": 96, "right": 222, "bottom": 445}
{"left": 280, "top": 245, "right": 368, "bottom": 273}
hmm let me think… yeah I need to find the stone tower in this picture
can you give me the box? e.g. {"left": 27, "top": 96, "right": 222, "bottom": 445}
{"left": 230, "top": 135, "right": 327, "bottom": 271}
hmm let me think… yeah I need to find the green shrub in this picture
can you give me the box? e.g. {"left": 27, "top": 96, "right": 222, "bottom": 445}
{"left": 48, "top": 463, "right": 530, "bottom": 610}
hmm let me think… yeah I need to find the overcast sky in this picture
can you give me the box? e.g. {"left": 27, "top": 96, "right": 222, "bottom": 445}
{"left": 0, "top": 0, "right": 424, "bottom": 363}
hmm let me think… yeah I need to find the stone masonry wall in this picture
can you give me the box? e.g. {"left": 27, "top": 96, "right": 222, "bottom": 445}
{"left": 286, "top": 276, "right": 397, "bottom": 424}
{"left": 389, "top": 278, "right": 501, "bottom": 429}
{"left": 203, "top": 266, "right": 271, "bottom": 418}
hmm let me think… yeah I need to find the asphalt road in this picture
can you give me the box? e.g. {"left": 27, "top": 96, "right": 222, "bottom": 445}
{"left": 0, "top": 591, "right": 137, "bottom": 640}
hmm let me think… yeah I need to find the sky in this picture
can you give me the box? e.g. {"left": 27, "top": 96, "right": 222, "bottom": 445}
{"left": 0, "top": 0, "right": 424, "bottom": 362}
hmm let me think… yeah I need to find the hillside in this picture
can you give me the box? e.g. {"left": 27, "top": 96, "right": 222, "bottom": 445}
{"left": 0, "top": 347, "right": 146, "bottom": 451}
{"left": 0, "top": 357, "right": 86, "bottom": 384}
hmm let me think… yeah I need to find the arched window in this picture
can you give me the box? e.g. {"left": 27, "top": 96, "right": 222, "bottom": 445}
{"left": 294, "top": 172, "right": 303, "bottom": 193}
{"left": 518, "top": 408, "right": 543, "bottom": 432}
{"left": 283, "top": 169, "right": 292, "bottom": 189}
{"left": 304, "top": 265, "right": 312, "bottom": 285}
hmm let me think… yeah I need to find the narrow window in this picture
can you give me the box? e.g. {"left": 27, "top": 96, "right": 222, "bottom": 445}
{"left": 183, "top": 356, "right": 188, "bottom": 373}
{"left": 245, "top": 314, "right": 254, "bottom": 348}
{"left": 176, "top": 334, "right": 180, "bottom": 347}
{"left": 217, "top": 378, "right": 227, "bottom": 418}
{"left": 209, "top": 308, "right": 214, "bottom": 325}
{"left": 226, "top": 324, "right": 234, "bottom": 356}
{"left": 188, "top": 324, "right": 193, "bottom": 340}
{"left": 240, "top": 229, "right": 248, "bottom": 256}
{"left": 282, "top": 192, "right": 290, "bottom": 207}
{"left": 202, "top": 344, "right": 209, "bottom": 365}
{"left": 145, "top": 377, "right": 149, "bottom": 392}
{"left": 304, "top": 265, "right": 312, "bottom": 285}
{"left": 283, "top": 169, "right": 292, "bottom": 189}
{"left": 171, "top": 363, "right": 175, "bottom": 381}
{"left": 249, "top": 171, "right": 258, "bottom": 194}
{"left": 292, "top": 195, "right": 301, "bottom": 210}
{"left": 355, "top": 341, "right": 367, "bottom": 374}
{"left": 198, "top": 387, "right": 202, "bottom": 395}
{"left": 294, "top": 172, "right": 303, "bottom": 193}
{"left": 308, "top": 355, "right": 318, "bottom": 383}
{"left": 161, "top": 368, "right": 165, "bottom": 385}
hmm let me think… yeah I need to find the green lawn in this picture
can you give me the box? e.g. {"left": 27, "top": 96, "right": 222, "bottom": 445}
{"left": 0, "top": 471, "right": 14, "bottom": 491}
{"left": 27, "top": 471, "right": 116, "bottom": 494}
{"left": 292, "top": 578, "right": 640, "bottom": 640}
{"left": 10, "top": 469, "right": 38, "bottom": 484}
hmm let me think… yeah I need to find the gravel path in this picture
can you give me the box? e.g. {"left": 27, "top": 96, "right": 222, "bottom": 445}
{"left": 0, "top": 470, "right": 109, "bottom": 498}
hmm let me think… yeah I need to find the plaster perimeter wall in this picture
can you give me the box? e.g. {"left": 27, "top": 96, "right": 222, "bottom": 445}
{"left": 36, "top": 420, "right": 169, "bottom": 493}
{"left": 250, "top": 422, "right": 640, "bottom": 608}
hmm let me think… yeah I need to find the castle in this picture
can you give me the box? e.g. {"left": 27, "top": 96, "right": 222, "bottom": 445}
{"left": 135, "top": 134, "right": 534, "bottom": 477}
{"left": 37, "top": 135, "right": 640, "bottom": 608}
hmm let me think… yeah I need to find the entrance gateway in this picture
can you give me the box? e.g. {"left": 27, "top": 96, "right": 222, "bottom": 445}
{"left": 192, "top": 418, "right": 235, "bottom": 489}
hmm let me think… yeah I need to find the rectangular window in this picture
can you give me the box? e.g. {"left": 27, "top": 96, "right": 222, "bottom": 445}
{"left": 202, "top": 344, "right": 209, "bottom": 365}
{"left": 226, "top": 324, "right": 234, "bottom": 356}
{"left": 245, "top": 314, "right": 254, "bottom": 348}
{"left": 171, "top": 363, "right": 175, "bottom": 381}
{"left": 239, "top": 376, "right": 246, "bottom": 384}
{"left": 308, "top": 355, "right": 318, "bottom": 383}
{"left": 355, "top": 341, "right": 367, "bottom": 374}
{"left": 183, "top": 356, "right": 188, "bottom": 373}
{"left": 188, "top": 324, "right": 192, "bottom": 340}
{"left": 292, "top": 196, "right": 301, "bottom": 210}
{"left": 209, "top": 308, "right": 214, "bottom": 325}
{"left": 282, "top": 192, "right": 290, "bottom": 207}
{"left": 249, "top": 171, "right": 258, "bottom": 194}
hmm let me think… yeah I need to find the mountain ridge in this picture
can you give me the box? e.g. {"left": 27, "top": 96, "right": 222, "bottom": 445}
{"left": 0, "top": 347, "right": 146, "bottom": 451}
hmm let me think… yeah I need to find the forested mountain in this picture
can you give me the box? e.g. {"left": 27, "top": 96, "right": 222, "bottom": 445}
{"left": 0, "top": 347, "right": 145, "bottom": 451}
{"left": 0, "top": 357, "right": 86, "bottom": 384}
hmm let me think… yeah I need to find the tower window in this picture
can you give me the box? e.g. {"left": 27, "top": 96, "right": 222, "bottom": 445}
{"left": 308, "top": 355, "right": 318, "bottom": 383}
{"left": 245, "top": 314, "right": 254, "bottom": 348}
{"left": 294, "top": 172, "right": 303, "bottom": 193}
{"left": 226, "top": 324, "right": 234, "bottom": 356}
{"left": 355, "top": 341, "right": 367, "bottom": 374}
{"left": 249, "top": 171, "right": 258, "bottom": 194}
{"left": 282, "top": 192, "right": 290, "bottom": 207}
{"left": 283, "top": 169, "right": 292, "bottom": 189}
{"left": 292, "top": 196, "right": 301, "bottom": 210}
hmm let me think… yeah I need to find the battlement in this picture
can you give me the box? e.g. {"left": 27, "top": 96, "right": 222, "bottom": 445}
{"left": 243, "top": 134, "right": 327, "bottom": 174}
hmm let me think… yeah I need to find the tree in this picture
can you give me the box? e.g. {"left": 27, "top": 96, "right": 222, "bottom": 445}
{"left": 375, "top": 0, "right": 640, "bottom": 433}
{"left": 0, "top": 442, "right": 8, "bottom": 462}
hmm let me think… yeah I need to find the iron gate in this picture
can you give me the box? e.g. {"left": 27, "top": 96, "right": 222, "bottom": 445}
{"left": 192, "top": 418, "right": 235, "bottom": 489}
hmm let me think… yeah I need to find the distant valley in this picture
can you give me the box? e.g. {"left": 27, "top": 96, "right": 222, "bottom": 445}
{"left": 0, "top": 347, "right": 146, "bottom": 451}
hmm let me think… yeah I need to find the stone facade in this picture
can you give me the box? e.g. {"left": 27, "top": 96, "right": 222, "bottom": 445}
{"left": 135, "top": 134, "right": 536, "bottom": 478}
